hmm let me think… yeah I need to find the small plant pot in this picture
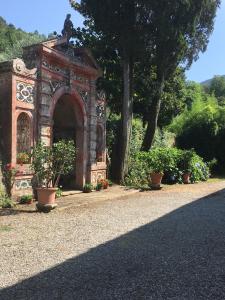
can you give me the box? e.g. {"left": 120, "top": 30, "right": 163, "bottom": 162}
{"left": 95, "top": 185, "right": 102, "bottom": 191}
{"left": 149, "top": 172, "right": 164, "bottom": 190}
{"left": 83, "top": 189, "right": 92, "bottom": 193}
{"left": 36, "top": 188, "right": 57, "bottom": 212}
{"left": 20, "top": 199, "right": 33, "bottom": 205}
{"left": 182, "top": 173, "right": 191, "bottom": 184}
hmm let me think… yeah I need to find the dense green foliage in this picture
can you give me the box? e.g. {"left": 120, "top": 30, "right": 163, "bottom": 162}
{"left": 204, "top": 75, "right": 225, "bottom": 106}
{"left": 0, "top": 186, "right": 14, "bottom": 208}
{"left": 124, "top": 147, "right": 210, "bottom": 188}
{"left": 0, "top": 17, "right": 45, "bottom": 62}
{"left": 168, "top": 83, "right": 225, "bottom": 173}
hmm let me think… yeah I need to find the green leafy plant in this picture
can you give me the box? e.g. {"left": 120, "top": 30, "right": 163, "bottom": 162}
{"left": 30, "top": 140, "right": 76, "bottom": 188}
{"left": 189, "top": 153, "right": 210, "bottom": 183}
{"left": 137, "top": 147, "right": 176, "bottom": 174}
{"left": 95, "top": 182, "right": 103, "bottom": 191}
{"left": 108, "top": 180, "right": 113, "bottom": 187}
{"left": 56, "top": 186, "right": 63, "bottom": 198}
{"left": 0, "top": 197, "right": 15, "bottom": 208}
{"left": 125, "top": 147, "right": 209, "bottom": 187}
{"left": 83, "top": 183, "right": 93, "bottom": 193}
{"left": 178, "top": 149, "right": 195, "bottom": 174}
{"left": 19, "top": 194, "right": 33, "bottom": 204}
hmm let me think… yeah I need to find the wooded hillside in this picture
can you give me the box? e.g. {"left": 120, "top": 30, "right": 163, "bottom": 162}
{"left": 0, "top": 16, "right": 45, "bottom": 62}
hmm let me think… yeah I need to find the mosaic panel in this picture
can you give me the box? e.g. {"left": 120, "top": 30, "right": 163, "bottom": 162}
{"left": 97, "top": 90, "right": 106, "bottom": 101}
{"left": 15, "top": 179, "right": 32, "bottom": 190}
{"left": 96, "top": 103, "right": 105, "bottom": 119}
{"left": 91, "top": 170, "right": 106, "bottom": 185}
{"left": 77, "top": 87, "right": 89, "bottom": 103}
{"left": 16, "top": 82, "right": 35, "bottom": 104}
{"left": 71, "top": 72, "right": 89, "bottom": 85}
{"left": 42, "top": 60, "right": 68, "bottom": 77}
{"left": 49, "top": 80, "right": 68, "bottom": 94}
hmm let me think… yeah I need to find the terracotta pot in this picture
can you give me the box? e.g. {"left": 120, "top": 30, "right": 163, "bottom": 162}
{"left": 182, "top": 173, "right": 191, "bottom": 184}
{"left": 26, "top": 199, "right": 33, "bottom": 205}
{"left": 150, "top": 172, "right": 164, "bottom": 189}
{"left": 36, "top": 188, "right": 57, "bottom": 205}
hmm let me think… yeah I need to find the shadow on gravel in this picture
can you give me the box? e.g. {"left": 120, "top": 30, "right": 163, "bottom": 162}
{"left": 1, "top": 188, "right": 225, "bottom": 299}
{"left": 0, "top": 208, "right": 37, "bottom": 216}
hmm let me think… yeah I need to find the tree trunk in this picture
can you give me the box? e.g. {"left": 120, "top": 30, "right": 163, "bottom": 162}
{"left": 117, "top": 53, "right": 133, "bottom": 183}
{"left": 141, "top": 77, "right": 165, "bottom": 151}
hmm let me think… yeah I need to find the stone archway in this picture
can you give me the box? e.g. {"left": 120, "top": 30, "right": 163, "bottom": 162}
{"left": 51, "top": 89, "right": 87, "bottom": 189}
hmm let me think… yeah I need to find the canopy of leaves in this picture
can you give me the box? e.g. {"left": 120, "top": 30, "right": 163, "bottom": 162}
{"left": 168, "top": 84, "right": 225, "bottom": 173}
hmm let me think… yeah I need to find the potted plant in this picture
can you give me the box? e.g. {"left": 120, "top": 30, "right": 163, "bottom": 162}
{"left": 19, "top": 194, "right": 33, "bottom": 204}
{"left": 83, "top": 183, "right": 93, "bottom": 193}
{"left": 102, "top": 179, "right": 109, "bottom": 189}
{"left": 178, "top": 150, "right": 194, "bottom": 184}
{"left": 30, "top": 140, "right": 76, "bottom": 212}
{"left": 138, "top": 148, "right": 175, "bottom": 189}
{"left": 95, "top": 182, "right": 103, "bottom": 191}
{"left": 98, "top": 179, "right": 109, "bottom": 189}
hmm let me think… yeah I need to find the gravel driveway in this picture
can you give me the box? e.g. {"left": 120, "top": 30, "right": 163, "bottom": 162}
{"left": 1, "top": 181, "right": 225, "bottom": 299}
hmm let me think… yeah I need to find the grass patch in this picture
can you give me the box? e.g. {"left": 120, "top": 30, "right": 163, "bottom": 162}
{"left": 0, "top": 225, "right": 13, "bottom": 232}
{"left": 208, "top": 177, "right": 225, "bottom": 183}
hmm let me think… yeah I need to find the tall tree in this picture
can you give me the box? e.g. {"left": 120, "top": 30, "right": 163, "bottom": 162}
{"left": 70, "top": 0, "right": 142, "bottom": 182}
{"left": 141, "top": 0, "right": 220, "bottom": 150}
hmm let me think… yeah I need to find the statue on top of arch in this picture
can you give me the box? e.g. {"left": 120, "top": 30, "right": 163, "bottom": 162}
{"left": 61, "top": 14, "right": 76, "bottom": 44}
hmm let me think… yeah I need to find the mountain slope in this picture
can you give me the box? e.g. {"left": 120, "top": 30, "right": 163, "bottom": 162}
{"left": 0, "top": 16, "right": 46, "bottom": 62}
{"left": 201, "top": 75, "right": 225, "bottom": 86}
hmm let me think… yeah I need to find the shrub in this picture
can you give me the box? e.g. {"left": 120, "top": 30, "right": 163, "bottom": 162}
{"left": 152, "top": 128, "right": 175, "bottom": 148}
{"left": 56, "top": 186, "right": 63, "bottom": 198}
{"left": 107, "top": 115, "right": 145, "bottom": 179}
{"left": 0, "top": 197, "right": 15, "bottom": 208}
{"left": 124, "top": 154, "right": 149, "bottom": 187}
{"left": 137, "top": 147, "right": 177, "bottom": 174}
{"left": 125, "top": 147, "right": 209, "bottom": 187}
{"left": 168, "top": 95, "right": 225, "bottom": 174}
{"left": 189, "top": 152, "right": 210, "bottom": 182}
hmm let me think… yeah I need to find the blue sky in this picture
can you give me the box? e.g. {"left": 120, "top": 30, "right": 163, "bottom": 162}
{"left": 1, "top": 0, "right": 224, "bottom": 83}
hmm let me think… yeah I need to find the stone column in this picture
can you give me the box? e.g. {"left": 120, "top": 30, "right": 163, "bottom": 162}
{"left": 87, "top": 79, "right": 97, "bottom": 183}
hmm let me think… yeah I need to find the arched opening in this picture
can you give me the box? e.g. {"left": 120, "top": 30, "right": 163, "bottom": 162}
{"left": 17, "top": 112, "right": 31, "bottom": 163}
{"left": 52, "top": 93, "right": 86, "bottom": 189}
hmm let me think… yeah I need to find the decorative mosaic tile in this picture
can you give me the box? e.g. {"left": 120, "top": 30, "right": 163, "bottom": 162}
{"left": 77, "top": 87, "right": 89, "bottom": 103}
{"left": 16, "top": 82, "right": 35, "bottom": 104}
{"left": 42, "top": 60, "right": 68, "bottom": 76}
{"left": 96, "top": 103, "right": 105, "bottom": 119}
{"left": 15, "top": 179, "right": 32, "bottom": 190}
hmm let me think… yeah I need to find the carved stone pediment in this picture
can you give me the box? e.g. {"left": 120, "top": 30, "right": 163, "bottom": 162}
{"left": 13, "top": 58, "right": 37, "bottom": 78}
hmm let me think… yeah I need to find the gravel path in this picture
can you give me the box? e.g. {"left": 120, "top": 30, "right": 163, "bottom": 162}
{"left": 1, "top": 181, "right": 225, "bottom": 299}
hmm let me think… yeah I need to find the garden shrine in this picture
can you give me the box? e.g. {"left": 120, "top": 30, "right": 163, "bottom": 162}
{"left": 0, "top": 36, "right": 107, "bottom": 196}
